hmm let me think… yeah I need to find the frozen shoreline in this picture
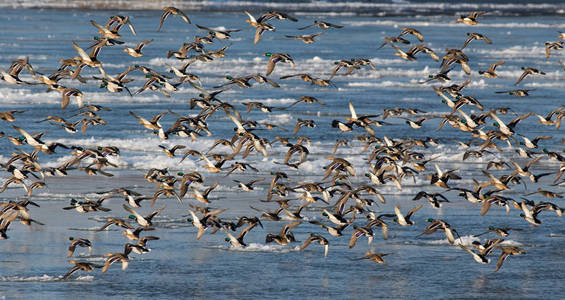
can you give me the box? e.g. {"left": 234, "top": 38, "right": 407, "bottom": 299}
{"left": 1, "top": 1, "right": 565, "bottom": 17}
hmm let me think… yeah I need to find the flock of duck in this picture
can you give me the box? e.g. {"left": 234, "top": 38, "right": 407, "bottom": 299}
{"left": 0, "top": 7, "right": 564, "bottom": 281}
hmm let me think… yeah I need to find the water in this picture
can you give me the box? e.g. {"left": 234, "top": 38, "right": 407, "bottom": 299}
{"left": 1, "top": 2, "right": 565, "bottom": 299}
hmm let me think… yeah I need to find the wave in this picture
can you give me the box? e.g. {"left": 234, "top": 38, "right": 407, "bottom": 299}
{"left": 2, "top": 1, "right": 565, "bottom": 17}
{"left": 426, "top": 235, "right": 523, "bottom": 247}
{"left": 20, "top": 130, "right": 546, "bottom": 178}
{"left": 344, "top": 20, "right": 565, "bottom": 29}
{"left": 212, "top": 242, "right": 301, "bottom": 253}
{"left": 0, "top": 274, "right": 94, "bottom": 282}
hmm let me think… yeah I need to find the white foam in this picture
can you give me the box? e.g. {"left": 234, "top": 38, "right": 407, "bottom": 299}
{"left": 3, "top": 0, "right": 562, "bottom": 12}
{"left": 233, "top": 98, "right": 296, "bottom": 105}
{"left": 258, "top": 113, "right": 294, "bottom": 126}
{"left": 344, "top": 20, "right": 565, "bottom": 29}
{"left": 214, "top": 242, "right": 300, "bottom": 253}
{"left": 428, "top": 234, "right": 479, "bottom": 246}
{"left": 427, "top": 235, "right": 522, "bottom": 247}
{"left": 0, "top": 274, "right": 93, "bottom": 282}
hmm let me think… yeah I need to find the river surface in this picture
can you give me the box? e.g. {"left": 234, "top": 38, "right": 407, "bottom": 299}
{"left": 1, "top": 2, "right": 564, "bottom": 299}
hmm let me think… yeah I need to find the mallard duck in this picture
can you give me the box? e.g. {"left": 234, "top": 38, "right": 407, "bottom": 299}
{"left": 123, "top": 204, "right": 165, "bottom": 227}
{"left": 244, "top": 11, "right": 276, "bottom": 44}
{"left": 285, "top": 32, "right": 323, "bottom": 44}
{"left": 495, "top": 246, "right": 526, "bottom": 272}
{"left": 61, "top": 260, "right": 103, "bottom": 280}
{"left": 545, "top": 41, "right": 563, "bottom": 58}
{"left": 456, "top": 11, "right": 486, "bottom": 25}
{"left": 257, "top": 11, "right": 298, "bottom": 23}
{"left": 392, "top": 205, "right": 422, "bottom": 226}
{"left": 349, "top": 251, "right": 390, "bottom": 264}
{"left": 101, "top": 244, "right": 132, "bottom": 274}
{"left": 234, "top": 178, "right": 265, "bottom": 192}
{"left": 299, "top": 233, "right": 329, "bottom": 258}
{"left": 479, "top": 60, "right": 504, "bottom": 78}
{"left": 0, "top": 110, "right": 24, "bottom": 122}
{"left": 265, "top": 221, "right": 301, "bottom": 245}
{"left": 399, "top": 27, "right": 424, "bottom": 41}
{"left": 349, "top": 226, "right": 374, "bottom": 248}
{"left": 474, "top": 226, "right": 522, "bottom": 237}
{"left": 420, "top": 219, "right": 459, "bottom": 244}
{"left": 461, "top": 32, "right": 492, "bottom": 49}
{"left": 67, "top": 237, "right": 92, "bottom": 257}
{"left": 158, "top": 7, "right": 191, "bottom": 31}
{"left": 459, "top": 244, "right": 490, "bottom": 264}
{"left": 189, "top": 181, "right": 219, "bottom": 204}
{"left": 98, "top": 217, "right": 134, "bottom": 231}
{"left": 515, "top": 67, "right": 545, "bottom": 85}
{"left": 195, "top": 24, "right": 240, "bottom": 40}
{"left": 123, "top": 39, "right": 152, "bottom": 57}
{"left": 298, "top": 20, "right": 343, "bottom": 30}
{"left": 264, "top": 52, "right": 295, "bottom": 76}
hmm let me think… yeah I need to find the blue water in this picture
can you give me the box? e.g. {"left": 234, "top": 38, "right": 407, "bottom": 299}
{"left": 1, "top": 3, "right": 564, "bottom": 299}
